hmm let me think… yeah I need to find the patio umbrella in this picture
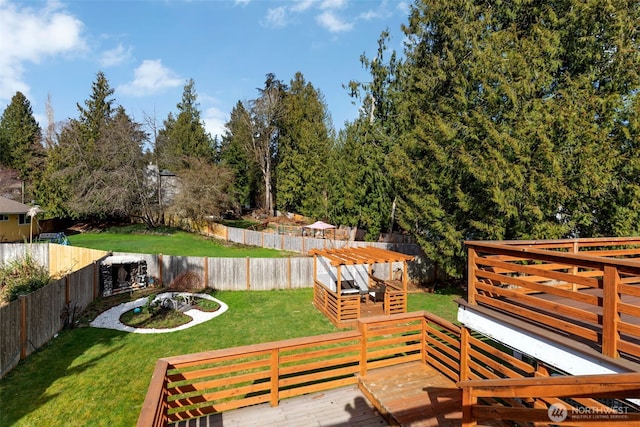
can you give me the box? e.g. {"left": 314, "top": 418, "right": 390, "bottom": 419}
{"left": 304, "top": 221, "right": 336, "bottom": 239}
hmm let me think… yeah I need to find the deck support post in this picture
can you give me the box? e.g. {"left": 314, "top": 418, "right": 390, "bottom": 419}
{"left": 461, "top": 387, "right": 477, "bottom": 427}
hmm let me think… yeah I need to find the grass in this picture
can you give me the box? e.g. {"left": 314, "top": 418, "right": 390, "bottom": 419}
{"left": 67, "top": 224, "right": 290, "bottom": 257}
{"left": 0, "top": 288, "right": 460, "bottom": 426}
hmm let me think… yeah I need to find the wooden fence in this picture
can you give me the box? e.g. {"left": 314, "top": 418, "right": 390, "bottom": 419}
{"left": 0, "top": 229, "right": 436, "bottom": 379}
{"left": 0, "top": 260, "right": 104, "bottom": 378}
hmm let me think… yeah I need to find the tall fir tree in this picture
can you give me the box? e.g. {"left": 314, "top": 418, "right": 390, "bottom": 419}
{"left": 276, "top": 72, "right": 333, "bottom": 219}
{"left": 157, "top": 79, "right": 213, "bottom": 170}
{"left": 0, "top": 92, "right": 44, "bottom": 187}
{"left": 220, "top": 101, "right": 261, "bottom": 211}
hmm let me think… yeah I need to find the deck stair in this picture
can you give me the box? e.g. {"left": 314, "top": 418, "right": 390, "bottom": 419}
{"left": 357, "top": 362, "right": 508, "bottom": 427}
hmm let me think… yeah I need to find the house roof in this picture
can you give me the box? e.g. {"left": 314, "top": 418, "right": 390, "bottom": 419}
{"left": 309, "top": 246, "right": 414, "bottom": 266}
{"left": 0, "top": 196, "right": 38, "bottom": 215}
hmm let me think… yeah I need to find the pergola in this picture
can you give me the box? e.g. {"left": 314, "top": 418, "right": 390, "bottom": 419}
{"left": 309, "top": 246, "right": 415, "bottom": 328}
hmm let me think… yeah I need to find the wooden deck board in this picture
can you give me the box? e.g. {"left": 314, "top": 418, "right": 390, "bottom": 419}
{"left": 169, "top": 384, "right": 388, "bottom": 427}
{"left": 358, "top": 361, "right": 463, "bottom": 426}
{"left": 168, "top": 361, "right": 513, "bottom": 427}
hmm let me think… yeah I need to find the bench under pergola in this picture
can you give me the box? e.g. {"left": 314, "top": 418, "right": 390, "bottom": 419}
{"left": 309, "top": 246, "right": 415, "bottom": 328}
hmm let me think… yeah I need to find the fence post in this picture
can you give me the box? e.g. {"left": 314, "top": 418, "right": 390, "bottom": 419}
{"left": 602, "top": 265, "right": 621, "bottom": 358}
{"left": 158, "top": 254, "right": 163, "bottom": 287}
{"left": 287, "top": 257, "right": 291, "bottom": 289}
{"left": 20, "top": 295, "right": 27, "bottom": 359}
{"left": 93, "top": 260, "right": 99, "bottom": 300}
{"left": 203, "top": 257, "right": 209, "bottom": 288}
{"left": 65, "top": 275, "right": 70, "bottom": 305}
{"left": 246, "top": 257, "right": 250, "bottom": 290}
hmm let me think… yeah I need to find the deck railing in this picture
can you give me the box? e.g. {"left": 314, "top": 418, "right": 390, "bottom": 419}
{"left": 138, "top": 306, "right": 638, "bottom": 426}
{"left": 312, "top": 280, "right": 407, "bottom": 328}
{"left": 138, "top": 311, "right": 460, "bottom": 426}
{"left": 466, "top": 237, "right": 640, "bottom": 360}
{"left": 458, "top": 371, "right": 640, "bottom": 426}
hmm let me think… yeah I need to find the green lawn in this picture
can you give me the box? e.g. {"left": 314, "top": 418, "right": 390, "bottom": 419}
{"left": 2, "top": 226, "right": 461, "bottom": 425}
{"left": 68, "top": 225, "right": 289, "bottom": 257}
{"left": 0, "top": 288, "right": 460, "bottom": 426}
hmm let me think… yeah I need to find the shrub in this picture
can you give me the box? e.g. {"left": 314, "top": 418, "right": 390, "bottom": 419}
{"left": 0, "top": 255, "right": 51, "bottom": 302}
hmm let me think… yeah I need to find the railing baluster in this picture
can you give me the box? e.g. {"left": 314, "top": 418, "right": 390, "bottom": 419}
{"left": 602, "top": 265, "right": 621, "bottom": 358}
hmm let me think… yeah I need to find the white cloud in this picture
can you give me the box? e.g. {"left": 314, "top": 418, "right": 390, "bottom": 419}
{"left": 397, "top": 2, "right": 410, "bottom": 15}
{"left": 319, "top": 0, "right": 347, "bottom": 10}
{"left": 264, "top": 6, "right": 288, "bottom": 28}
{"left": 203, "top": 105, "right": 227, "bottom": 140}
{"left": 119, "top": 59, "right": 183, "bottom": 96}
{"left": 0, "top": 0, "right": 86, "bottom": 101}
{"left": 100, "top": 43, "right": 132, "bottom": 67}
{"left": 291, "top": 0, "right": 317, "bottom": 13}
{"left": 316, "top": 11, "right": 353, "bottom": 33}
{"left": 234, "top": 0, "right": 250, "bottom": 5}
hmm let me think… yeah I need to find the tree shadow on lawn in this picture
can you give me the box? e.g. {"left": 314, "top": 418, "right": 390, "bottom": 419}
{"left": 0, "top": 327, "right": 127, "bottom": 426}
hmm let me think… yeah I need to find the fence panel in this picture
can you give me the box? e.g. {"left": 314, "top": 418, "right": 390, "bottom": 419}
{"left": 0, "top": 243, "right": 48, "bottom": 267}
{"left": 244, "top": 230, "right": 263, "bottom": 247}
{"left": 249, "top": 258, "right": 287, "bottom": 290}
{"left": 226, "top": 227, "right": 245, "bottom": 245}
{"left": 207, "top": 258, "right": 248, "bottom": 290}
{"left": 26, "top": 279, "right": 66, "bottom": 358}
{"left": 282, "top": 235, "right": 303, "bottom": 252}
{"left": 49, "top": 244, "right": 108, "bottom": 277}
{"left": 0, "top": 299, "right": 21, "bottom": 377}
{"left": 262, "top": 232, "right": 281, "bottom": 250}
{"left": 68, "top": 262, "right": 98, "bottom": 311}
{"left": 289, "top": 257, "right": 314, "bottom": 289}
{"left": 164, "top": 255, "right": 205, "bottom": 287}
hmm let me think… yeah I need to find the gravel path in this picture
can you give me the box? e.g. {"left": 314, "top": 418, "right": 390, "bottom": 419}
{"left": 90, "top": 292, "right": 228, "bottom": 334}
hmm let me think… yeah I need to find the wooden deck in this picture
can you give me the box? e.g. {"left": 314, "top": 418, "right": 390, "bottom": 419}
{"left": 170, "top": 384, "right": 387, "bottom": 426}
{"left": 169, "top": 362, "right": 479, "bottom": 427}
{"left": 358, "top": 361, "right": 463, "bottom": 426}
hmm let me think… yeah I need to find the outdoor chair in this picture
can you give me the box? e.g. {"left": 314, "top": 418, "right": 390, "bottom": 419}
{"left": 369, "top": 283, "right": 386, "bottom": 304}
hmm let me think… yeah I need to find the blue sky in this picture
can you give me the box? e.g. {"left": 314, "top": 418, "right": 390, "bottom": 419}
{"left": 0, "top": 0, "right": 410, "bottom": 140}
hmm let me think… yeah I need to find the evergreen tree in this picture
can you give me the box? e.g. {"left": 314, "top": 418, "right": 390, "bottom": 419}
{"left": 157, "top": 79, "right": 213, "bottom": 170}
{"left": 334, "top": 31, "right": 402, "bottom": 240}
{"left": 219, "top": 101, "right": 261, "bottom": 211}
{"left": 388, "top": 0, "right": 640, "bottom": 276}
{"left": 276, "top": 72, "right": 333, "bottom": 219}
{"left": 76, "top": 71, "right": 115, "bottom": 148}
{"left": 0, "top": 92, "right": 44, "bottom": 185}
